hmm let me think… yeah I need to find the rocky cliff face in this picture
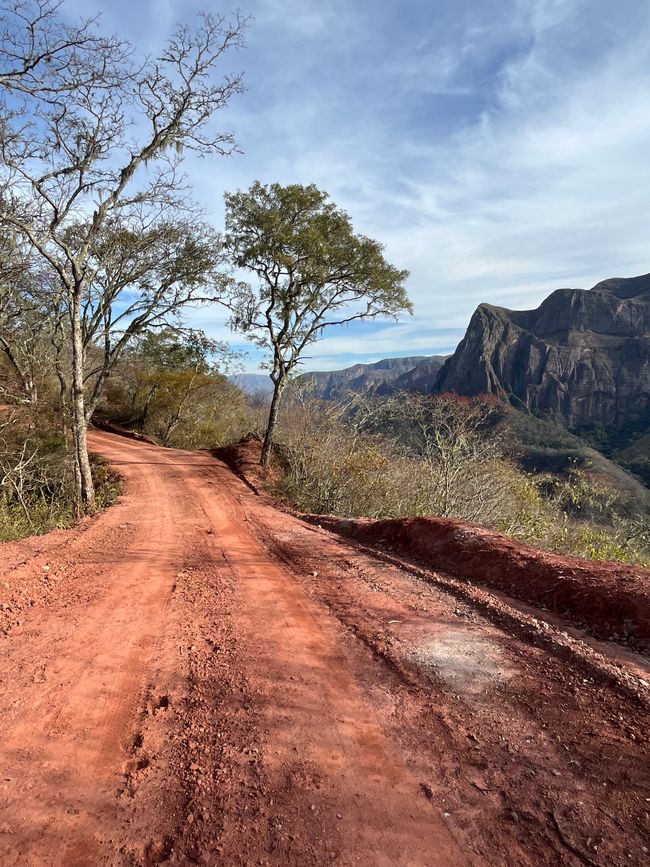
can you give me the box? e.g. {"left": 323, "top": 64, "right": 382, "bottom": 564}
{"left": 391, "top": 356, "right": 449, "bottom": 393}
{"left": 433, "top": 273, "right": 650, "bottom": 429}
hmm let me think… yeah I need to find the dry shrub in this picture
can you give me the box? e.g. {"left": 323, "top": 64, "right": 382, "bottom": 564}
{"left": 0, "top": 410, "right": 120, "bottom": 541}
{"left": 275, "top": 392, "right": 649, "bottom": 565}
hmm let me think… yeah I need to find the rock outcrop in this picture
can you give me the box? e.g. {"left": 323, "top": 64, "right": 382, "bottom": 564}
{"left": 299, "top": 356, "right": 443, "bottom": 399}
{"left": 432, "top": 273, "right": 650, "bottom": 429}
{"left": 391, "top": 356, "right": 449, "bottom": 393}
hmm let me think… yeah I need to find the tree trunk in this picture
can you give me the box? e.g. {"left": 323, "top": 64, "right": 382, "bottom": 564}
{"left": 261, "top": 377, "right": 284, "bottom": 468}
{"left": 138, "top": 385, "right": 158, "bottom": 427}
{"left": 70, "top": 294, "right": 96, "bottom": 514}
{"left": 52, "top": 326, "right": 70, "bottom": 442}
{"left": 55, "top": 365, "right": 71, "bottom": 445}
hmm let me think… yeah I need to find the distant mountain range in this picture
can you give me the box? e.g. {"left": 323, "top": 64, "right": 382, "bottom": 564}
{"left": 231, "top": 356, "right": 451, "bottom": 399}
{"left": 232, "top": 272, "right": 650, "bottom": 436}
{"left": 298, "top": 355, "right": 449, "bottom": 399}
{"left": 229, "top": 373, "right": 275, "bottom": 395}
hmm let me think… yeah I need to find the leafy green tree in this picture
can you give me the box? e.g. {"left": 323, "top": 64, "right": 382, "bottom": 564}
{"left": 98, "top": 329, "right": 248, "bottom": 449}
{"left": 223, "top": 181, "right": 412, "bottom": 466}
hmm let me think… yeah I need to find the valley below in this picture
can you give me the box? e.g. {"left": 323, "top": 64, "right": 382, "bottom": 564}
{"left": 0, "top": 430, "right": 648, "bottom": 866}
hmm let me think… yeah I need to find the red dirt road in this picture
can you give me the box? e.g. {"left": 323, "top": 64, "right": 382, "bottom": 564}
{"left": 0, "top": 431, "right": 648, "bottom": 866}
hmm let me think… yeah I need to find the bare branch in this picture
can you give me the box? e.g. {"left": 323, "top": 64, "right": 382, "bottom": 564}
{"left": 0, "top": 2, "right": 248, "bottom": 511}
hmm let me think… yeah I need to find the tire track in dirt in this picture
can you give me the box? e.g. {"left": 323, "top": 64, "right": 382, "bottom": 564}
{"left": 0, "top": 430, "right": 647, "bottom": 866}
{"left": 182, "top": 460, "right": 469, "bottom": 866}
{"left": 0, "top": 436, "right": 187, "bottom": 866}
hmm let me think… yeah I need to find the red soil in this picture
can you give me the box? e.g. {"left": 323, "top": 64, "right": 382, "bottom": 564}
{"left": 313, "top": 515, "right": 650, "bottom": 650}
{"left": 213, "top": 433, "right": 276, "bottom": 495}
{"left": 0, "top": 430, "right": 648, "bottom": 865}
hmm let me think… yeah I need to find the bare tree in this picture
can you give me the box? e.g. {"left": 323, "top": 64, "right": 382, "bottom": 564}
{"left": 0, "top": 2, "right": 247, "bottom": 512}
{"left": 0, "top": 0, "right": 129, "bottom": 96}
{"left": 0, "top": 237, "right": 65, "bottom": 411}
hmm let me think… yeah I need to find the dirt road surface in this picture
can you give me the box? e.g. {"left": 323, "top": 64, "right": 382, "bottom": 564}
{"left": 0, "top": 430, "right": 648, "bottom": 866}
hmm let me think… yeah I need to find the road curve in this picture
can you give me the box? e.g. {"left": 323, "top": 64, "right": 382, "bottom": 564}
{"left": 0, "top": 430, "right": 647, "bottom": 866}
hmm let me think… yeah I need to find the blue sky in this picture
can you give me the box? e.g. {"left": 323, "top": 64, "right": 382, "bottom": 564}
{"left": 65, "top": 0, "right": 650, "bottom": 372}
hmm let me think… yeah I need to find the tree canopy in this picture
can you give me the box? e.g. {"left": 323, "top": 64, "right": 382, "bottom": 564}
{"left": 224, "top": 181, "right": 412, "bottom": 464}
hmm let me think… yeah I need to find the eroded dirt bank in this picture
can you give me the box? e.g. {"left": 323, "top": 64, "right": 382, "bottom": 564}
{"left": 0, "top": 431, "right": 648, "bottom": 866}
{"left": 310, "top": 515, "right": 650, "bottom": 650}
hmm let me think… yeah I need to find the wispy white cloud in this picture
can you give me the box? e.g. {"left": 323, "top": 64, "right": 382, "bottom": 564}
{"left": 61, "top": 0, "right": 650, "bottom": 372}
{"left": 254, "top": 0, "right": 341, "bottom": 37}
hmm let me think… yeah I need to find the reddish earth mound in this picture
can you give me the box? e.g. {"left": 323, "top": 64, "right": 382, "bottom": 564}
{"left": 312, "top": 515, "right": 650, "bottom": 649}
{"left": 212, "top": 434, "right": 267, "bottom": 494}
{"left": 91, "top": 416, "right": 158, "bottom": 445}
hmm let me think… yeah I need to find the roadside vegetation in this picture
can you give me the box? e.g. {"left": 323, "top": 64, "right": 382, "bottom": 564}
{"left": 268, "top": 391, "right": 650, "bottom": 566}
{"left": 96, "top": 330, "right": 250, "bottom": 449}
{"left": 0, "top": 408, "right": 120, "bottom": 541}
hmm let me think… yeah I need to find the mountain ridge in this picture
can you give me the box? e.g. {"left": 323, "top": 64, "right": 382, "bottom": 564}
{"left": 433, "top": 272, "right": 650, "bottom": 429}
{"left": 298, "top": 355, "right": 448, "bottom": 399}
